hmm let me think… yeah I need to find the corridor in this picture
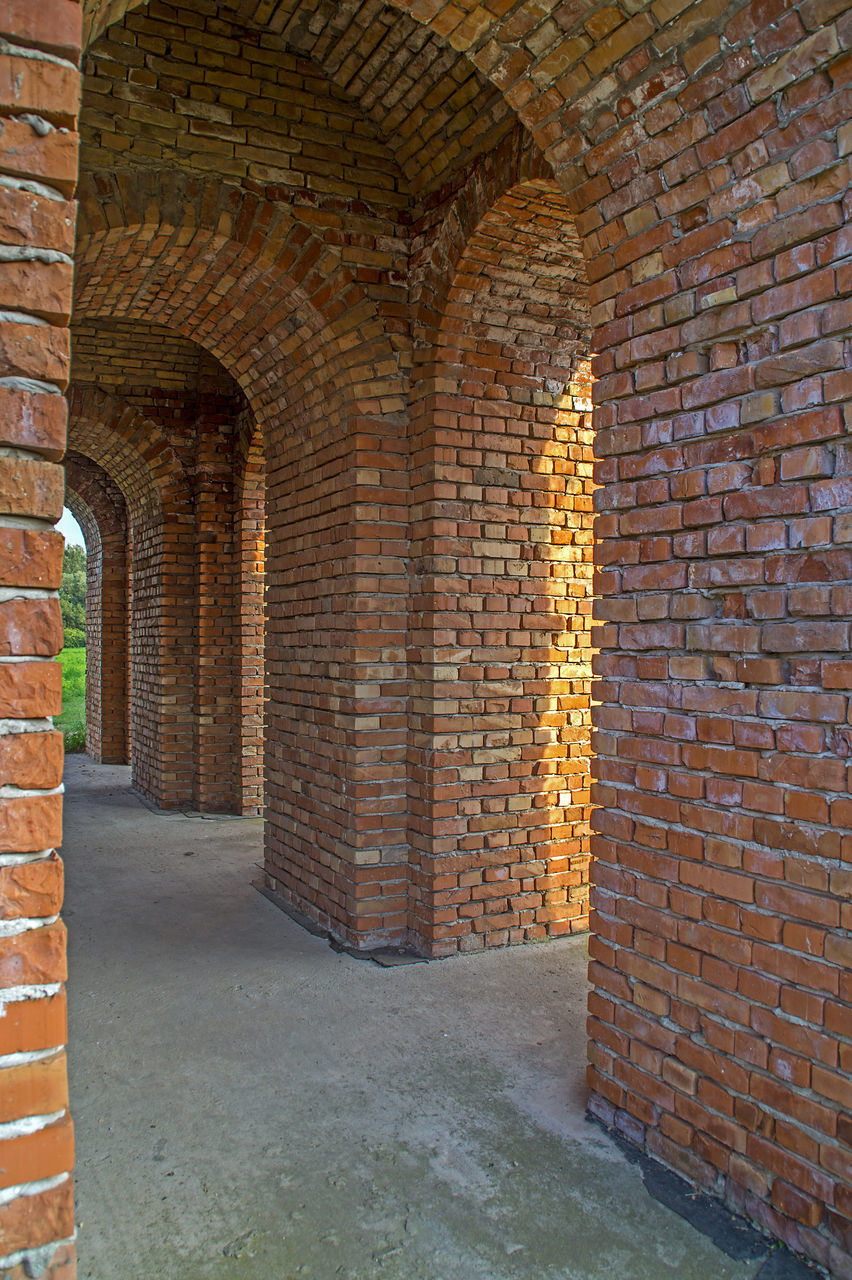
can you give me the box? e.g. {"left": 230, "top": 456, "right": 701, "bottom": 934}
{"left": 64, "top": 758, "right": 801, "bottom": 1280}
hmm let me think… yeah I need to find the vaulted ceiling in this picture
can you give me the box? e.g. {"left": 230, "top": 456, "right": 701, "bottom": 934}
{"left": 82, "top": 0, "right": 522, "bottom": 196}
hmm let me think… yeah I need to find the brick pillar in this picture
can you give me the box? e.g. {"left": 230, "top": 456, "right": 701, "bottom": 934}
{"left": 95, "top": 521, "right": 129, "bottom": 764}
{"left": 236, "top": 430, "right": 264, "bottom": 816}
{"left": 407, "top": 381, "right": 595, "bottom": 957}
{"left": 192, "top": 406, "right": 239, "bottom": 812}
{"left": 0, "top": 2, "right": 81, "bottom": 1276}
{"left": 567, "top": 9, "right": 852, "bottom": 1270}
{"left": 405, "top": 179, "right": 595, "bottom": 956}
{"left": 263, "top": 418, "right": 409, "bottom": 947}
{"left": 129, "top": 496, "right": 195, "bottom": 809}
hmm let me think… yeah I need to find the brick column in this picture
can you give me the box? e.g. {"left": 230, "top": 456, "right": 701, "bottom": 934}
{"left": 192, "top": 404, "right": 239, "bottom": 812}
{"left": 236, "top": 429, "right": 264, "bottom": 816}
{"left": 0, "top": 2, "right": 81, "bottom": 1276}
{"left": 263, "top": 418, "right": 410, "bottom": 947}
{"left": 94, "top": 519, "right": 129, "bottom": 765}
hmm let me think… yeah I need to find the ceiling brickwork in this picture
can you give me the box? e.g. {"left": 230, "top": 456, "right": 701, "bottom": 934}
{"left": 73, "top": 320, "right": 210, "bottom": 392}
{"left": 82, "top": 0, "right": 519, "bottom": 198}
{"left": 72, "top": 319, "right": 243, "bottom": 395}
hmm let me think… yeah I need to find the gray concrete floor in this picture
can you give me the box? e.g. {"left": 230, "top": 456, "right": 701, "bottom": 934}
{"left": 64, "top": 756, "right": 775, "bottom": 1280}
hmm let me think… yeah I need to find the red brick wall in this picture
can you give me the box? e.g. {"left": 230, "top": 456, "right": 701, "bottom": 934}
{"left": 0, "top": 1, "right": 81, "bottom": 1275}
{"left": 263, "top": 415, "right": 411, "bottom": 944}
{"left": 68, "top": 384, "right": 196, "bottom": 808}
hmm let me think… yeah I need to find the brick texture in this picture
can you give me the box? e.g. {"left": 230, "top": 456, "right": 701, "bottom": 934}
{"left": 0, "top": 6, "right": 78, "bottom": 1276}
{"left": 0, "top": 0, "right": 849, "bottom": 1276}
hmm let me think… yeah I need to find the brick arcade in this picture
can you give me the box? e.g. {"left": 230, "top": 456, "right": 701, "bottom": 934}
{"left": 0, "top": 0, "right": 850, "bottom": 1276}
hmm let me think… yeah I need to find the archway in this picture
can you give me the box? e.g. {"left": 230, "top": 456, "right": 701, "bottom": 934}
{"left": 65, "top": 452, "right": 130, "bottom": 765}
{"left": 74, "top": 164, "right": 413, "bottom": 940}
{"left": 68, "top": 327, "right": 268, "bottom": 817}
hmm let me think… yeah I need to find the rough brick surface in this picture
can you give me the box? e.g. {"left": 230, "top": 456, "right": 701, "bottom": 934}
{"left": 0, "top": 1183, "right": 74, "bottom": 1260}
{"left": 0, "top": 0, "right": 850, "bottom": 1275}
{"left": 0, "top": 853, "right": 64, "bottom": 920}
{"left": 0, "top": 10, "right": 79, "bottom": 1278}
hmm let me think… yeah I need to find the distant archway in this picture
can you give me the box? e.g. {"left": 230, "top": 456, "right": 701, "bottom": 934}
{"left": 65, "top": 453, "right": 129, "bottom": 766}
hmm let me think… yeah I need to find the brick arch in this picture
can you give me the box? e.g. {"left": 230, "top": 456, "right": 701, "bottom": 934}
{"left": 81, "top": 0, "right": 523, "bottom": 199}
{"left": 68, "top": 385, "right": 196, "bottom": 809}
{"left": 64, "top": 453, "right": 130, "bottom": 766}
{"left": 411, "top": 126, "right": 552, "bottom": 344}
{"left": 407, "top": 176, "right": 595, "bottom": 954}
{"left": 75, "top": 0, "right": 725, "bottom": 198}
{"left": 67, "top": 384, "right": 188, "bottom": 514}
{"left": 69, "top": 5, "right": 852, "bottom": 1269}
{"left": 75, "top": 170, "right": 408, "bottom": 438}
{"left": 5, "top": 6, "right": 852, "bottom": 1277}
{"left": 69, "top": 335, "right": 269, "bottom": 817}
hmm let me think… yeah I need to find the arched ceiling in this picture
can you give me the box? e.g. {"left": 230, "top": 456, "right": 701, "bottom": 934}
{"left": 82, "top": 0, "right": 522, "bottom": 197}
{"left": 449, "top": 180, "right": 589, "bottom": 347}
{"left": 68, "top": 385, "right": 188, "bottom": 515}
{"left": 72, "top": 319, "right": 242, "bottom": 398}
{"left": 231, "top": 0, "right": 517, "bottom": 191}
{"left": 74, "top": 170, "right": 409, "bottom": 434}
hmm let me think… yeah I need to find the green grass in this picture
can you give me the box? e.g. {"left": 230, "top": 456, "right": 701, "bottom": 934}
{"left": 56, "top": 648, "right": 86, "bottom": 752}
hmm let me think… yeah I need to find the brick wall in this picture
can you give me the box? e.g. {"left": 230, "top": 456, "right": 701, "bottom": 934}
{"left": 236, "top": 423, "right": 265, "bottom": 816}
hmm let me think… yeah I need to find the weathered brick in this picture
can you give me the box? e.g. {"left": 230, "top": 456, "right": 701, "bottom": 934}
{"left": 0, "top": 992, "right": 66, "bottom": 1055}
{"left": 0, "top": 792, "right": 61, "bottom": 854}
{"left": 0, "top": 658, "right": 61, "bottom": 717}
{"left": 0, "top": 1179, "right": 74, "bottom": 1258}
{"left": 0, "top": 918, "right": 65, "bottom": 986}
{"left": 0, "top": 118, "right": 79, "bottom": 194}
{"left": 0, "top": 1050, "right": 67, "bottom": 1124}
{"left": 0, "top": 852, "right": 63, "bottom": 919}
{"left": 0, "top": 597, "right": 63, "bottom": 656}
{"left": 0, "top": 1113, "right": 73, "bottom": 1190}
{"left": 0, "top": 0, "right": 82, "bottom": 58}
{"left": 0, "top": 528, "right": 64, "bottom": 588}
{"left": 0, "top": 322, "right": 70, "bottom": 388}
{"left": 0, "top": 2, "right": 847, "bottom": 1274}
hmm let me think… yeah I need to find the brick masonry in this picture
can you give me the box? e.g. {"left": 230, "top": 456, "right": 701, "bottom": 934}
{"left": 0, "top": 1, "right": 80, "bottom": 1275}
{"left": 0, "top": 0, "right": 849, "bottom": 1277}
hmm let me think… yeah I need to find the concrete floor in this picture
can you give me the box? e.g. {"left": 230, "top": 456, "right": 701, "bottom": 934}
{"left": 63, "top": 756, "right": 796, "bottom": 1280}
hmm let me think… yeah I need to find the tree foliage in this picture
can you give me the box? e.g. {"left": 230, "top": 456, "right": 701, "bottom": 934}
{"left": 61, "top": 544, "right": 86, "bottom": 643}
